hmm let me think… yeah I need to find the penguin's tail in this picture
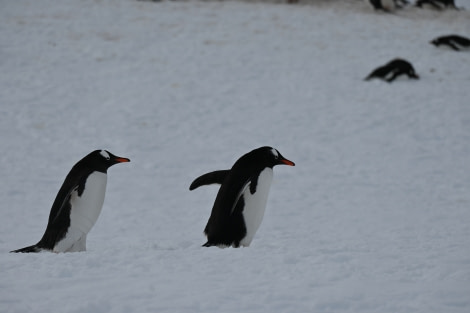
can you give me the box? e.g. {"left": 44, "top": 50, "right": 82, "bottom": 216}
{"left": 10, "top": 245, "right": 42, "bottom": 253}
{"left": 202, "top": 241, "right": 232, "bottom": 248}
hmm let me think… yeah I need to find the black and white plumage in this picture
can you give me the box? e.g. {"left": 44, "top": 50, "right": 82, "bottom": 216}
{"left": 364, "top": 58, "right": 419, "bottom": 82}
{"left": 394, "top": 0, "right": 410, "bottom": 8}
{"left": 415, "top": 0, "right": 459, "bottom": 10}
{"left": 189, "top": 146, "right": 295, "bottom": 248}
{"left": 365, "top": 0, "right": 409, "bottom": 11}
{"left": 430, "top": 35, "right": 470, "bottom": 51}
{"left": 11, "top": 150, "right": 130, "bottom": 253}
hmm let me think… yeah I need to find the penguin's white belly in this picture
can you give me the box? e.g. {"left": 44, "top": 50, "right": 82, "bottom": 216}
{"left": 54, "top": 172, "right": 107, "bottom": 252}
{"left": 239, "top": 168, "right": 273, "bottom": 247}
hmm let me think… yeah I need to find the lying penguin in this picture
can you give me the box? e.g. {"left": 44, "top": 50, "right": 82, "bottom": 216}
{"left": 364, "top": 58, "right": 420, "bottom": 82}
{"left": 364, "top": 0, "right": 408, "bottom": 11}
{"left": 364, "top": 0, "right": 396, "bottom": 11}
{"left": 415, "top": 0, "right": 459, "bottom": 10}
{"left": 190, "top": 146, "right": 295, "bottom": 248}
{"left": 11, "top": 150, "right": 130, "bottom": 253}
{"left": 430, "top": 35, "right": 470, "bottom": 51}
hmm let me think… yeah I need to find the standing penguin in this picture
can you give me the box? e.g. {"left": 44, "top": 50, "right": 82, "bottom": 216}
{"left": 189, "top": 146, "right": 295, "bottom": 248}
{"left": 11, "top": 150, "right": 130, "bottom": 253}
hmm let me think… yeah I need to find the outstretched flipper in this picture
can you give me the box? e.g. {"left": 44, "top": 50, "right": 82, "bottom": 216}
{"left": 189, "top": 170, "right": 230, "bottom": 190}
{"left": 447, "top": 42, "right": 460, "bottom": 51}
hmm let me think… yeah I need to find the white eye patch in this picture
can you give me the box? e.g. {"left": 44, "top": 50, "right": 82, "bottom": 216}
{"left": 99, "top": 150, "right": 110, "bottom": 160}
{"left": 271, "top": 148, "right": 279, "bottom": 159}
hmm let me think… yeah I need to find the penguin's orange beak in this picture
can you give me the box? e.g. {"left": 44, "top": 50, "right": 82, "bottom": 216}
{"left": 114, "top": 157, "right": 130, "bottom": 163}
{"left": 280, "top": 158, "right": 295, "bottom": 166}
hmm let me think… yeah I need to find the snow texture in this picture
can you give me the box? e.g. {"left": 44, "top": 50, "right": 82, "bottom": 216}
{"left": 1, "top": 0, "right": 469, "bottom": 312}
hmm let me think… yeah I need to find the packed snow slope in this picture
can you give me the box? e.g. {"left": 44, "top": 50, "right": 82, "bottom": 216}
{"left": 1, "top": 0, "right": 469, "bottom": 312}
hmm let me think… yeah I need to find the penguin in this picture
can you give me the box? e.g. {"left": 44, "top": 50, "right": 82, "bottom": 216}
{"left": 396, "top": 0, "right": 410, "bottom": 8}
{"left": 364, "top": 0, "right": 396, "bottom": 11}
{"left": 430, "top": 35, "right": 470, "bottom": 51}
{"left": 11, "top": 150, "right": 130, "bottom": 253}
{"left": 415, "top": 0, "right": 458, "bottom": 10}
{"left": 364, "top": 58, "right": 419, "bottom": 82}
{"left": 189, "top": 146, "right": 295, "bottom": 248}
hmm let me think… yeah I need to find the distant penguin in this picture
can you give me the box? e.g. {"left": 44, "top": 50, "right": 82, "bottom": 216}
{"left": 396, "top": 0, "right": 410, "bottom": 8}
{"left": 189, "top": 146, "right": 295, "bottom": 248}
{"left": 430, "top": 35, "right": 470, "bottom": 51}
{"left": 364, "top": 0, "right": 396, "bottom": 11}
{"left": 415, "top": 0, "right": 458, "bottom": 10}
{"left": 364, "top": 58, "right": 419, "bottom": 82}
{"left": 11, "top": 150, "right": 130, "bottom": 253}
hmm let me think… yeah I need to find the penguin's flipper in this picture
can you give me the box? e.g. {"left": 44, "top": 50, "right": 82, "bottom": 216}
{"left": 10, "top": 245, "right": 42, "bottom": 253}
{"left": 448, "top": 42, "right": 460, "bottom": 51}
{"left": 189, "top": 170, "right": 230, "bottom": 190}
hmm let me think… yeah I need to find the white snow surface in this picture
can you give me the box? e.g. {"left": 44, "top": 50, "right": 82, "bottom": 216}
{"left": 1, "top": 0, "right": 470, "bottom": 312}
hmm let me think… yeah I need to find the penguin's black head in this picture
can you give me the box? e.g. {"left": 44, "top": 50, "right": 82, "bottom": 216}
{"left": 407, "top": 67, "right": 420, "bottom": 79}
{"left": 82, "top": 150, "right": 130, "bottom": 173}
{"left": 251, "top": 146, "right": 295, "bottom": 168}
{"left": 430, "top": 38, "right": 440, "bottom": 47}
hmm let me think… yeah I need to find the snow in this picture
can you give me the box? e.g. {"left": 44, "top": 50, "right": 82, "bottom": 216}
{"left": 1, "top": 0, "right": 469, "bottom": 312}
